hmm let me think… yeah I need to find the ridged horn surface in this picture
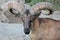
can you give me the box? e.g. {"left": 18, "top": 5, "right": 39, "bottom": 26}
{"left": 7, "top": 1, "right": 25, "bottom": 15}
{"left": 30, "top": 2, "right": 54, "bottom": 15}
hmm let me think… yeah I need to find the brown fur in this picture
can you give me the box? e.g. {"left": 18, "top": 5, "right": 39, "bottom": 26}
{"left": 30, "top": 18, "right": 60, "bottom": 40}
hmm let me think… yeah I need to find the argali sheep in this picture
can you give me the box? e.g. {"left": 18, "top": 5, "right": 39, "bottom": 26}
{"left": 21, "top": 2, "right": 60, "bottom": 40}
{"left": 1, "top": 1, "right": 60, "bottom": 40}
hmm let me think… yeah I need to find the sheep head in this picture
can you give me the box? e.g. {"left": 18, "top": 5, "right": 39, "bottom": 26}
{"left": 23, "top": 2, "right": 54, "bottom": 34}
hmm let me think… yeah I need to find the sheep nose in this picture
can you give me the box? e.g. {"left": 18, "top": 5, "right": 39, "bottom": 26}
{"left": 24, "top": 29, "right": 30, "bottom": 34}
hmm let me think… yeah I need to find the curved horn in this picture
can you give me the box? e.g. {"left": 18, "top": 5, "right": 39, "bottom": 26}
{"left": 30, "top": 2, "right": 54, "bottom": 15}
{"left": 7, "top": 1, "right": 26, "bottom": 16}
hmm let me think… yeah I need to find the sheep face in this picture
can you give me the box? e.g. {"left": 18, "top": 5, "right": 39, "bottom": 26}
{"left": 21, "top": 9, "right": 32, "bottom": 34}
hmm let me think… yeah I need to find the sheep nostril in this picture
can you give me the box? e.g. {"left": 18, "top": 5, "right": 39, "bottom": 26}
{"left": 24, "top": 29, "right": 30, "bottom": 34}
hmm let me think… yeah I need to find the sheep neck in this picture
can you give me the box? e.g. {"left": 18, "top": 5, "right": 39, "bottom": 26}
{"left": 32, "top": 18, "right": 40, "bottom": 31}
